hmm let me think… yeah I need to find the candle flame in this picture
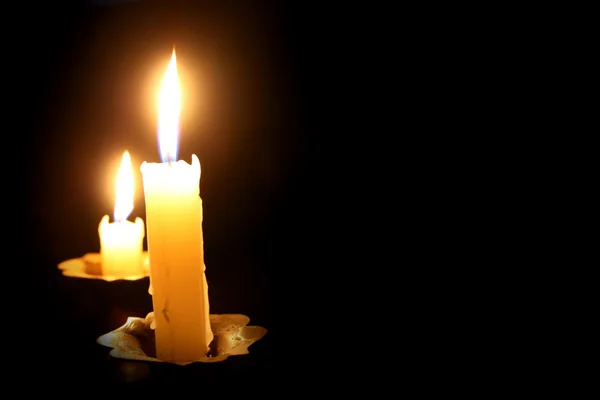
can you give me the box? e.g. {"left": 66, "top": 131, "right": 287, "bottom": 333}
{"left": 158, "top": 49, "right": 180, "bottom": 163}
{"left": 114, "top": 151, "right": 134, "bottom": 222}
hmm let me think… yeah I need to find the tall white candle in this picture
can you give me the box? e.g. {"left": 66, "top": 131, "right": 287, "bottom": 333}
{"left": 141, "top": 50, "right": 213, "bottom": 362}
{"left": 99, "top": 151, "right": 145, "bottom": 278}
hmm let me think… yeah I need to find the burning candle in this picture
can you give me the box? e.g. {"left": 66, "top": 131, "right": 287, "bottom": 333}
{"left": 140, "top": 49, "right": 213, "bottom": 362}
{"left": 98, "top": 151, "right": 145, "bottom": 278}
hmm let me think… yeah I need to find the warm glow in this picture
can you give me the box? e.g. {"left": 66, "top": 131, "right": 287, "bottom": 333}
{"left": 158, "top": 49, "right": 181, "bottom": 163}
{"left": 114, "top": 151, "right": 134, "bottom": 222}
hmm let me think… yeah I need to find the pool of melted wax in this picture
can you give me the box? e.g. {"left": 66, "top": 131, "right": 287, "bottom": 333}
{"left": 97, "top": 312, "right": 267, "bottom": 365}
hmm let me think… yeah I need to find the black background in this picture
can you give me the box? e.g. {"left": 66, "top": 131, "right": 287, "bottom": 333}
{"left": 7, "top": 0, "right": 351, "bottom": 391}
{"left": 2, "top": 0, "right": 544, "bottom": 392}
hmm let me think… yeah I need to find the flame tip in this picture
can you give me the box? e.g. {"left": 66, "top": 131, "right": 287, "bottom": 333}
{"left": 158, "top": 47, "right": 181, "bottom": 162}
{"left": 114, "top": 148, "right": 135, "bottom": 222}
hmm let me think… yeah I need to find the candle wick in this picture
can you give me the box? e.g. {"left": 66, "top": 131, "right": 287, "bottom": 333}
{"left": 166, "top": 152, "right": 174, "bottom": 166}
{"left": 162, "top": 308, "right": 170, "bottom": 322}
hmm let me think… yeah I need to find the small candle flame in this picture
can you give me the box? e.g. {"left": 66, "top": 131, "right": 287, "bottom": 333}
{"left": 114, "top": 151, "right": 134, "bottom": 222}
{"left": 158, "top": 49, "right": 180, "bottom": 163}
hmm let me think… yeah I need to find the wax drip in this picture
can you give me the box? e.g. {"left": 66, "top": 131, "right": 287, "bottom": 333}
{"left": 162, "top": 299, "right": 170, "bottom": 322}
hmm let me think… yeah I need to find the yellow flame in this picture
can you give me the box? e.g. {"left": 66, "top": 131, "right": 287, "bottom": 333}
{"left": 114, "top": 151, "right": 134, "bottom": 222}
{"left": 158, "top": 49, "right": 180, "bottom": 162}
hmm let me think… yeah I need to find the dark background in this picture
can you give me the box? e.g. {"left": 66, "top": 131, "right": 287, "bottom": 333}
{"left": 2, "top": 0, "right": 547, "bottom": 392}
{"left": 8, "top": 0, "right": 343, "bottom": 391}
{"left": 3, "top": 0, "right": 481, "bottom": 392}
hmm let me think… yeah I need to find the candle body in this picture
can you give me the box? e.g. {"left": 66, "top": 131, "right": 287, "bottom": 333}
{"left": 141, "top": 155, "right": 213, "bottom": 362}
{"left": 98, "top": 215, "right": 145, "bottom": 277}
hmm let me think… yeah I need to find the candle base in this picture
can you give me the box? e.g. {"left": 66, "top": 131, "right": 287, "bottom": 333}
{"left": 58, "top": 252, "right": 150, "bottom": 281}
{"left": 97, "top": 312, "right": 267, "bottom": 365}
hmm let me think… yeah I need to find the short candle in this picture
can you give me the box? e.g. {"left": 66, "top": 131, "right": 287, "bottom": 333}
{"left": 98, "top": 151, "right": 145, "bottom": 278}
